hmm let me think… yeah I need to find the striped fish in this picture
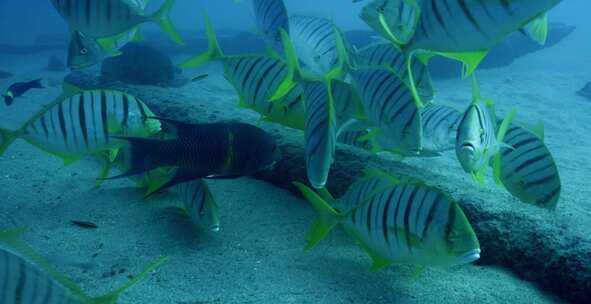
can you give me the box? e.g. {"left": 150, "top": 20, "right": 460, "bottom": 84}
{"left": 421, "top": 104, "right": 462, "bottom": 153}
{"left": 252, "top": 0, "right": 290, "bottom": 53}
{"left": 0, "top": 84, "right": 161, "bottom": 165}
{"left": 106, "top": 151, "right": 222, "bottom": 229}
{"left": 223, "top": 55, "right": 306, "bottom": 130}
{"left": 408, "top": 0, "right": 561, "bottom": 53}
{"left": 455, "top": 77, "right": 514, "bottom": 182}
{"left": 360, "top": 0, "right": 422, "bottom": 45}
{"left": 172, "top": 179, "right": 220, "bottom": 231}
{"left": 353, "top": 43, "right": 434, "bottom": 103}
{"left": 337, "top": 120, "right": 379, "bottom": 152}
{"left": 350, "top": 67, "right": 422, "bottom": 155}
{"left": 50, "top": 0, "right": 183, "bottom": 44}
{"left": 293, "top": 170, "right": 480, "bottom": 270}
{"left": 0, "top": 228, "right": 166, "bottom": 304}
{"left": 331, "top": 79, "right": 364, "bottom": 131}
{"left": 494, "top": 122, "right": 560, "bottom": 209}
{"left": 289, "top": 15, "right": 341, "bottom": 77}
{"left": 303, "top": 81, "right": 337, "bottom": 189}
{"left": 455, "top": 101, "right": 498, "bottom": 176}
{"left": 180, "top": 11, "right": 298, "bottom": 115}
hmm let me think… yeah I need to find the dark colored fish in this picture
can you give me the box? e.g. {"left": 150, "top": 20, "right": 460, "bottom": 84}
{"left": 3, "top": 79, "right": 44, "bottom": 106}
{"left": 103, "top": 117, "right": 281, "bottom": 194}
{"left": 191, "top": 74, "right": 209, "bottom": 82}
{"left": 71, "top": 220, "right": 99, "bottom": 229}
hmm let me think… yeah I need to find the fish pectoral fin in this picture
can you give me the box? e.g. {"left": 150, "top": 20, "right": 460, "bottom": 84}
{"left": 62, "top": 156, "right": 81, "bottom": 166}
{"left": 523, "top": 14, "right": 549, "bottom": 45}
{"left": 492, "top": 153, "right": 503, "bottom": 186}
{"left": 433, "top": 51, "right": 488, "bottom": 79}
{"left": 349, "top": 232, "right": 392, "bottom": 272}
{"left": 471, "top": 168, "right": 487, "bottom": 186}
{"left": 145, "top": 169, "right": 198, "bottom": 198}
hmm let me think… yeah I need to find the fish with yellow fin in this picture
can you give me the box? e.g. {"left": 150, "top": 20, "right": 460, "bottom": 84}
{"left": 0, "top": 83, "right": 161, "bottom": 179}
{"left": 0, "top": 227, "right": 166, "bottom": 304}
{"left": 293, "top": 169, "right": 480, "bottom": 271}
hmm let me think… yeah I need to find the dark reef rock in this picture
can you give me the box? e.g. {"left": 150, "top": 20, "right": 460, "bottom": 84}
{"left": 46, "top": 55, "right": 66, "bottom": 72}
{"left": 577, "top": 82, "right": 591, "bottom": 100}
{"left": 100, "top": 42, "right": 187, "bottom": 87}
{"left": 64, "top": 71, "right": 103, "bottom": 89}
{"left": 0, "top": 69, "right": 13, "bottom": 79}
{"left": 429, "top": 23, "right": 576, "bottom": 79}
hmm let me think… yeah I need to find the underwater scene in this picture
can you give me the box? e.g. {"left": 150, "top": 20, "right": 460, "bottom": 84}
{"left": 0, "top": 0, "right": 589, "bottom": 303}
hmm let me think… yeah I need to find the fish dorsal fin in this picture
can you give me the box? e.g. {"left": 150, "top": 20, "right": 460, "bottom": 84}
{"left": 524, "top": 14, "right": 549, "bottom": 45}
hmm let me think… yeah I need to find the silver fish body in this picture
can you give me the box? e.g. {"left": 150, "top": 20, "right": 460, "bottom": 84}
{"left": 339, "top": 174, "right": 480, "bottom": 267}
{"left": 498, "top": 123, "right": 560, "bottom": 209}
{"left": 51, "top": 0, "right": 146, "bottom": 37}
{"left": 456, "top": 102, "right": 497, "bottom": 173}
{"left": 303, "top": 81, "right": 337, "bottom": 189}
{"left": 350, "top": 67, "right": 422, "bottom": 154}
{"left": 353, "top": 42, "right": 434, "bottom": 103}
{"left": 19, "top": 89, "right": 159, "bottom": 160}
{"left": 0, "top": 247, "right": 81, "bottom": 304}
{"left": 252, "top": 0, "right": 290, "bottom": 53}
{"left": 409, "top": 0, "right": 562, "bottom": 52}
{"left": 289, "top": 15, "right": 340, "bottom": 76}
{"left": 173, "top": 179, "right": 220, "bottom": 231}
{"left": 421, "top": 104, "right": 462, "bottom": 153}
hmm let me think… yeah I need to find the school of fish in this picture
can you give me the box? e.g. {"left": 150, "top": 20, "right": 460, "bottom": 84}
{"left": 0, "top": 0, "right": 565, "bottom": 302}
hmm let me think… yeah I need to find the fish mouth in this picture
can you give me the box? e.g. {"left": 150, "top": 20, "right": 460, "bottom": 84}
{"left": 208, "top": 224, "right": 220, "bottom": 232}
{"left": 457, "top": 248, "right": 481, "bottom": 265}
{"left": 460, "top": 142, "right": 476, "bottom": 151}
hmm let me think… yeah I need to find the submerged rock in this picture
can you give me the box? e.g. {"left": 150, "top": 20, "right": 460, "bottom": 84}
{"left": 101, "top": 42, "right": 187, "bottom": 87}
{"left": 63, "top": 71, "right": 103, "bottom": 89}
{"left": 46, "top": 55, "right": 66, "bottom": 72}
{"left": 577, "top": 82, "right": 591, "bottom": 100}
{"left": 0, "top": 69, "right": 13, "bottom": 79}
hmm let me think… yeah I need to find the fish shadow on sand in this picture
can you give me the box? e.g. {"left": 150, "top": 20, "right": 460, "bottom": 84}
{"left": 306, "top": 255, "right": 409, "bottom": 302}
{"left": 577, "top": 82, "right": 591, "bottom": 101}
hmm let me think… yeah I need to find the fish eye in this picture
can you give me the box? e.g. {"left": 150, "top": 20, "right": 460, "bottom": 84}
{"left": 80, "top": 48, "right": 88, "bottom": 55}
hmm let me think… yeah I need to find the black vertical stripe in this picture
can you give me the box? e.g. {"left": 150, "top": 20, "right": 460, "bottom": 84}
{"left": 58, "top": 102, "right": 68, "bottom": 147}
{"left": 41, "top": 114, "right": 49, "bottom": 138}
{"left": 457, "top": 0, "right": 487, "bottom": 36}
{"left": 382, "top": 188, "right": 397, "bottom": 246}
{"left": 365, "top": 199, "right": 374, "bottom": 233}
{"left": 79, "top": 94, "right": 88, "bottom": 148}
{"left": 422, "top": 194, "right": 441, "bottom": 237}
{"left": 68, "top": 96, "right": 79, "bottom": 148}
{"left": 90, "top": 92, "right": 98, "bottom": 146}
{"left": 122, "top": 94, "right": 130, "bottom": 127}
{"left": 391, "top": 186, "right": 405, "bottom": 246}
{"left": 84, "top": 0, "right": 90, "bottom": 25}
{"left": 403, "top": 186, "right": 419, "bottom": 253}
{"left": 100, "top": 91, "right": 109, "bottom": 143}
{"left": 15, "top": 259, "right": 26, "bottom": 303}
{"left": 135, "top": 97, "right": 147, "bottom": 121}
{"left": 106, "top": 0, "right": 112, "bottom": 22}
{"left": 444, "top": 202, "right": 457, "bottom": 249}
